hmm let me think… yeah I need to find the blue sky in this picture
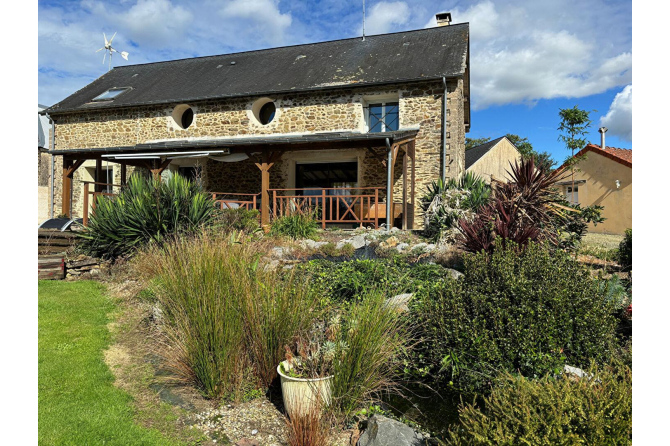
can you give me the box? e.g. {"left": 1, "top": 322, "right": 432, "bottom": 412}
{"left": 38, "top": 0, "right": 632, "bottom": 163}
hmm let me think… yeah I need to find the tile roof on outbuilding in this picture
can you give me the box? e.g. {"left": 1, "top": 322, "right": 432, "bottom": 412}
{"left": 565, "top": 144, "right": 632, "bottom": 168}
{"left": 44, "top": 24, "right": 469, "bottom": 115}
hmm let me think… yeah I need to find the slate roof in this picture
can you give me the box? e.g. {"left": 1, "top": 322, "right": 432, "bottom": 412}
{"left": 44, "top": 24, "right": 469, "bottom": 115}
{"left": 465, "top": 136, "right": 506, "bottom": 169}
{"left": 565, "top": 144, "right": 632, "bottom": 168}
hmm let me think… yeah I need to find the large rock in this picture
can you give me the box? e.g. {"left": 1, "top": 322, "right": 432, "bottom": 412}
{"left": 384, "top": 293, "right": 413, "bottom": 313}
{"left": 350, "top": 235, "right": 367, "bottom": 250}
{"left": 301, "top": 239, "right": 328, "bottom": 250}
{"left": 358, "top": 415, "right": 424, "bottom": 446}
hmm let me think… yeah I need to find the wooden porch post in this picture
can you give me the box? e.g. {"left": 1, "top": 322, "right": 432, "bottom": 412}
{"left": 386, "top": 143, "right": 399, "bottom": 230}
{"left": 62, "top": 159, "right": 72, "bottom": 217}
{"left": 61, "top": 158, "right": 85, "bottom": 218}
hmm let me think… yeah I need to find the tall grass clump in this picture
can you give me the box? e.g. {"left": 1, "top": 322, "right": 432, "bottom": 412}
{"left": 239, "top": 263, "right": 321, "bottom": 388}
{"left": 136, "top": 235, "right": 248, "bottom": 399}
{"left": 270, "top": 210, "right": 318, "bottom": 240}
{"left": 80, "top": 173, "right": 215, "bottom": 259}
{"left": 285, "top": 402, "right": 331, "bottom": 446}
{"left": 330, "top": 290, "right": 411, "bottom": 419}
{"left": 136, "top": 234, "right": 319, "bottom": 398}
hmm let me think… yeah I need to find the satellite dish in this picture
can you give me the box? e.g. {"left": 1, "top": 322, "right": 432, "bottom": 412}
{"left": 95, "top": 32, "right": 129, "bottom": 71}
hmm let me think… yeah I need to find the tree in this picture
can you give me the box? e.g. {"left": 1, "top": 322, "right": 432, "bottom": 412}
{"left": 465, "top": 137, "right": 491, "bottom": 150}
{"left": 558, "top": 106, "right": 593, "bottom": 191}
{"left": 505, "top": 133, "right": 556, "bottom": 172}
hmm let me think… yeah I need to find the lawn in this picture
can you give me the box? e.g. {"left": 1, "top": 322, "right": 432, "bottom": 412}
{"left": 39, "top": 280, "right": 179, "bottom": 446}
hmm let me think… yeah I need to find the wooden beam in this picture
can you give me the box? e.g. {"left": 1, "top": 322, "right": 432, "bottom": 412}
{"left": 120, "top": 163, "right": 127, "bottom": 185}
{"left": 65, "top": 159, "right": 85, "bottom": 177}
{"left": 255, "top": 156, "right": 275, "bottom": 229}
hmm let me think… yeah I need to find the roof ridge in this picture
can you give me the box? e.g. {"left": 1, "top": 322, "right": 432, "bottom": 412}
{"left": 112, "top": 23, "right": 470, "bottom": 69}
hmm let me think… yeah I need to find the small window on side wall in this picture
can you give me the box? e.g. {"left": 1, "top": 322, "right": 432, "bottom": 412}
{"left": 367, "top": 102, "right": 399, "bottom": 132}
{"left": 565, "top": 185, "right": 579, "bottom": 205}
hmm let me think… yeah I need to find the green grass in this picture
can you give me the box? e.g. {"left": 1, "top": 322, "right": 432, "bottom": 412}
{"left": 39, "top": 280, "right": 179, "bottom": 446}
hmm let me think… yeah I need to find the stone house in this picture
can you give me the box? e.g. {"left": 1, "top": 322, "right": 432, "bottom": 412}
{"left": 41, "top": 13, "right": 470, "bottom": 229}
{"left": 465, "top": 136, "right": 521, "bottom": 183}
{"left": 38, "top": 104, "right": 53, "bottom": 223}
{"left": 560, "top": 142, "right": 632, "bottom": 235}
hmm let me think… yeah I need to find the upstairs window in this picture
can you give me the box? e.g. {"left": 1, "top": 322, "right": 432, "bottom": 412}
{"left": 367, "top": 102, "right": 399, "bottom": 132}
{"left": 92, "top": 87, "right": 131, "bottom": 102}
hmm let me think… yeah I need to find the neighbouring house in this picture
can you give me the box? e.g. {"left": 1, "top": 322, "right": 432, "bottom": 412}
{"left": 40, "top": 12, "right": 470, "bottom": 230}
{"left": 560, "top": 142, "right": 632, "bottom": 235}
{"left": 38, "top": 104, "right": 53, "bottom": 224}
{"left": 465, "top": 136, "right": 521, "bottom": 183}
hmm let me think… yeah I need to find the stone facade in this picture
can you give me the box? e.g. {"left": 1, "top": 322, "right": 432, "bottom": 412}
{"left": 52, "top": 79, "right": 467, "bottom": 228}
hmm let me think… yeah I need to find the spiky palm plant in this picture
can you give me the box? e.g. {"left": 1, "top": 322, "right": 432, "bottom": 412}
{"left": 458, "top": 157, "right": 570, "bottom": 253}
{"left": 79, "top": 173, "right": 216, "bottom": 259}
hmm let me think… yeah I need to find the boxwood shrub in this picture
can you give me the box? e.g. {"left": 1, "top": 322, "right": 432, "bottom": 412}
{"left": 417, "top": 241, "right": 619, "bottom": 393}
{"left": 446, "top": 362, "right": 632, "bottom": 445}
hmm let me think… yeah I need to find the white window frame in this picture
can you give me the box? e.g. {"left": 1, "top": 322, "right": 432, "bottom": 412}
{"left": 363, "top": 95, "right": 399, "bottom": 132}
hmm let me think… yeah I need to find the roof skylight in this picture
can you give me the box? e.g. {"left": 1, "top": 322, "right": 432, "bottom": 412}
{"left": 92, "top": 87, "right": 131, "bottom": 102}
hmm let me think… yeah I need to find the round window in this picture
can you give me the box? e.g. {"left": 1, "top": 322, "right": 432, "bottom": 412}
{"left": 172, "top": 104, "right": 194, "bottom": 130}
{"left": 259, "top": 102, "right": 276, "bottom": 125}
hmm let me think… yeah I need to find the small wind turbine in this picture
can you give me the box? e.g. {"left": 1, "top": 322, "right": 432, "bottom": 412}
{"left": 96, "top": 32, "right": 129, "bottom": 71}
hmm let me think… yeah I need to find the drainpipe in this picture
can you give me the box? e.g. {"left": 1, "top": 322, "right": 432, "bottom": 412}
{"left": 441, "top": 77, "right": 448, "bottom": 182}
{"left": 45, "top": 111, "right": 55, "bottom": 219}
{"left": 385, "top": 137, "right": 393, "bottom": 232}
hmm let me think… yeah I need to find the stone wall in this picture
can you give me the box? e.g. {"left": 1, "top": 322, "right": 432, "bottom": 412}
{"left": 52, "top": 80, "right": 467, "bottom": 228}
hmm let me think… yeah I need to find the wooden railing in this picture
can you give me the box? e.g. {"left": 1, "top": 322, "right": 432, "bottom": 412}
{"left": 210, "top": 192, "right": 260, "bottom": 211}
{"left": 82, "top": 181, "right": 122, "bottom": 227}
{"left": 270, "top": 187, "right": 387, "bottom": 229}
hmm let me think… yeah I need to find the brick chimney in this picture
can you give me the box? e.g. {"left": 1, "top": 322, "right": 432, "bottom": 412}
{"left": 436, "top": 12, "right": 452, "bottom": 26}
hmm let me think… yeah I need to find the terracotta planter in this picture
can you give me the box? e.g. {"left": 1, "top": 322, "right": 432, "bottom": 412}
{"left": 277, "top": 360, "right": 333, "bottom": 417}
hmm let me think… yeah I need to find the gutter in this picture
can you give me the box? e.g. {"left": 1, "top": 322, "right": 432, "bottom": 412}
{"left": 441, "top": 77, "right": 448, "bottom": 182}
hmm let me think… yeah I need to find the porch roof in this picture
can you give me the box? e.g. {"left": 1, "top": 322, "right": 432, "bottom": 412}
{"left": 50, "top": 129, "right": 418, "bottom": 157}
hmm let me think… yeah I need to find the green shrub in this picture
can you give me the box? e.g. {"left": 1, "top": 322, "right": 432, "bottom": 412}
{"left": 270, "top": 212, "right": 318, "bottom": 239}
{"left": 79, "top": 173, "right": 215, "bottom": 259}
{"left": 214, "top": 208, "right": 260, "bottom": 233}
{"left": 330, "top": 290, "right": 411, "bottom": 419}
{"left": 418, "top": 241, "right": 618, "bottom": 393}
{"left": 136, "top": 234, "right": 319, "bottom": 398}
{"left": 447, "top": 362, "right": 632, "bottom": 445}
{"left": 618, "top": 228, "right": 632, "bottom": 271}
{"left": 297, "top": 258, "right": 448, "bottom": 302}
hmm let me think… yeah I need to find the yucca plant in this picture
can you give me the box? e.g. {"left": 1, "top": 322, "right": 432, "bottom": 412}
{"left": 79, "top": 173, "right": 216, "bottom": 259}
{"left": 421, "top": 172, "right": 491, "bottom": 241}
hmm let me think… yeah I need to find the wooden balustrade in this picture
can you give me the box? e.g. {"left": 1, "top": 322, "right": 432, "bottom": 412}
{"left": 269, "top": 187, "right": 386, "bottom": 229}
{"left": 210, "top": 192, "right": 260, "bottom": 211}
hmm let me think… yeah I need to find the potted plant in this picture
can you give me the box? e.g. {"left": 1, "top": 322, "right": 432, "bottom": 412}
{"left": 277, "top": 315, "right": 346, "bottom": 417}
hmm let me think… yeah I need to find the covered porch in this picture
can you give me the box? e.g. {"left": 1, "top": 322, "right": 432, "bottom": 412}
{"left": 56, "top": 130, "right": 419, "bottom": 230}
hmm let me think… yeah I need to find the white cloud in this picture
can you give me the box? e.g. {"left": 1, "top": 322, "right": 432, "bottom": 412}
{"left": 600, "top": 85, "right": 632, "bottom": 142}
{"left": 364, "top": 1, "right": 411, "bottom": 35}
{"left": 218, "top": 0, "right": 292, "bottom": 45}
{"left": 116, "top": 0, "right": 193, "bottom": 48}
{"left": 425, "top": 0, "right": 632, "bottom": 110}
